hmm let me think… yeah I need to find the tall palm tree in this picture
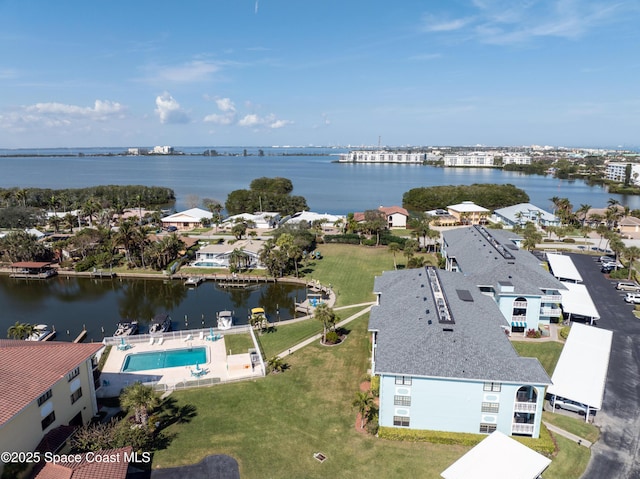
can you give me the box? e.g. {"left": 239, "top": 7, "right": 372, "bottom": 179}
{"left": 388, "top": 242, "right": 400, "bottom": 270}
{"left": 352, "top": 391, "right": 374, "bottom": 429}
{"left": 119, "top": 382, "right": 159, "bottom": 428}
{"left": 577, "top": 204, "right": 591, "bottom": 227}
{"left": 625, "top": 246, "right": 640, "bottom": 280}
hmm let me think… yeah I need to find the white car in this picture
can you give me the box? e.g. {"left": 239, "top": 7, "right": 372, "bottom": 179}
{"left": 602, "top": 261, "right": 623, "bottom": 269}
{"left": 625, "top": 293, "right": 640, "bottom": 304}
{"left": 550, "top": 396, "right": 589, "bottom": 415}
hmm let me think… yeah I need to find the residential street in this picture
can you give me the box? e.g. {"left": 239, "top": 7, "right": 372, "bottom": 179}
{"left": 565, "top": 253, "right": 640, "bottom": 479}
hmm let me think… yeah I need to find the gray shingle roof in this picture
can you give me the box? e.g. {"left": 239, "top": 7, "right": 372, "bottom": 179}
{"left": 369, "top": 268, "right": 551, "bottom": 385}
{"left": 442, "top": 226, "right": 566, "bottom": 295}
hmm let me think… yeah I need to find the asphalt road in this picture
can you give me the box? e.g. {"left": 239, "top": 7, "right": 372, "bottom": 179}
{"left": 565, "top": 253, "right": 640, "bottom": 479}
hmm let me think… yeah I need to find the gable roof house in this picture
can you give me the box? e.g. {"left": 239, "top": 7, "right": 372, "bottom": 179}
{"left": 32, "top": 446, "right": 132, "bottom": 479}
{"left": 369, "top": 267, "right": 551, "bottom": 438}
{"left": 353, "top": 206, "right": 409, "bottom": 229}
{"left": 0, "top": 340, "right": 103, "bottom": 476}
{"left": 446, "top": 201, "right": 490, "bottom": 225}
{"left": 161, "top": 208, "right": 214, "bottom": 231}
{"left": 442, "top": 226, "right": 567, "bottom": 334}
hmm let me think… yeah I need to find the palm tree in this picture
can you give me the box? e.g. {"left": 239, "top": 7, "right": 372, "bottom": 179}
{"left": 388, "top": 242, "right": 400, "bottom": 270}
{"left": 267, "top": 356, "right": 286, "bottom": 373}
{"left": 625, "top": 246, "right": 640, "bottom": 280}
{"left": 119, "top": 382, "right": 159, "bottom": 428}
{"left": 352, "top": 391, "right": 374, "bottom": 429}
{"left": 314, "top": 303, "right": 337, "bottom": 343}
{"left": 7, "top": 321, "right": 36, "bottom": 340}
{"left": 577, "top": 204, "right": 591, "bottom": 227}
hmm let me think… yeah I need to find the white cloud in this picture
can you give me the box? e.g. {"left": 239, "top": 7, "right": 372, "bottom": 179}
{"left": 423, "top": 16, "right": 472, "bottom": 32}
{"left": 154, "top": 60, "right": 220, "bottom": 83}
{"left": 216, "top": 97, "right": 236, "bottom": 112}
{"left": 238, "top": 113, "right": 292, "bottom": 129}
{"left": 155, "top": 92, "right": 190, "bottom": 124}
{"left": 25, "top": 100, "right": 125, "bottom": 120}
{"left": 203, "top": 113, "right": 235, "bottom": 125}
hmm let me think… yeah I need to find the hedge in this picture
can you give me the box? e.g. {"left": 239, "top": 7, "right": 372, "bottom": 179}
{"left": 378, "top": 423, "right": 556, "bottom": 457}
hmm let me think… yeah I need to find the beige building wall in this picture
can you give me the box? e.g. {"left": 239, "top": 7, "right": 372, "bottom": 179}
{"left": 0, "top": 358, "right": 97, "bottom": 474}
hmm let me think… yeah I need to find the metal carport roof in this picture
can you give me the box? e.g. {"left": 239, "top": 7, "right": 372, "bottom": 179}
{"left": 547, "top": 323, "right": 612, "bottom": 411}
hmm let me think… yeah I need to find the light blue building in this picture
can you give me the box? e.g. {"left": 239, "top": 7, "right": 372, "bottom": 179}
{"left": 493, "top": 203, "right": 560, "bottom": 228}
{"left": 369, "top": 267, "right": 551, "bottom": 438}
{"left": 441, "top": 226, "right": 566, "bottom": 333}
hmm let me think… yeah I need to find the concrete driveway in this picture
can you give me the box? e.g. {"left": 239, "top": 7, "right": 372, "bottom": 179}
{"left": 565, "top": 253, "right": 640, "bottom": 479}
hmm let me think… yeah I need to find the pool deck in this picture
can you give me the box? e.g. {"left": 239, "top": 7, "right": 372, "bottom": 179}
{"left": 98, "top": 333, "right": 262, "bottom": 397}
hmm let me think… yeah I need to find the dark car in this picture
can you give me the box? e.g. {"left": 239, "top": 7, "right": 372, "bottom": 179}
{"left": 166, "top": 226, "right": 178, "bottom": 232}
{"left": 601, "top": 265, "right": 614, "bottom": 273}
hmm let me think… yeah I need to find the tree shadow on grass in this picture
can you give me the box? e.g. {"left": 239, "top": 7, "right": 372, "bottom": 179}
{"left": 157, "top": 397, "right": 198, "bottom": 429}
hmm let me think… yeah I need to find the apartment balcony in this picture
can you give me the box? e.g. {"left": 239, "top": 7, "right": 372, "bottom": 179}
{"left": 511, "top": 423, "right": 535, "bottom": 435}
{"left": 511, "top": 315, "right": 527, "bottom": 323}
{"left": 514, "top": 401, "right": 538, "bottom": 413}
{"left": 541, "top": 294, "right": 562, "bottom": 302}
{"left": 513, "top": 301, "right": 528, "bottom": 308}
{"left": 540, "top": 307, "right": 562, "bottom": 317}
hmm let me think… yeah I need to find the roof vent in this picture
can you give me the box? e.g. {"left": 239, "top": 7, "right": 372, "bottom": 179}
{"left": 443, "top": 327, "right": 454, "bottom": 332}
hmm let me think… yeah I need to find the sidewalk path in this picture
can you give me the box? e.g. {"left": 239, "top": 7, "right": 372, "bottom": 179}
{"left": 277, "top": 304, "right": 373, "bottom": 358}
{"left": 544, "top": 421, "right": 592, "bottom": 448}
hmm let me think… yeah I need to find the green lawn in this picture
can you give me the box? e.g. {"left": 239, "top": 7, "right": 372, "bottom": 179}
{"left": 542, "top": 411, "right": 600, "bottom": 444}
{"left": 511, "top": 341, "right": 565, "bottom": 376}
{"left": 257, "top": 306, "right": 370, "bottom": 359}
{"left": 544, "top": 435, "right": 591, "bottom": 479}
{"left": 223, "top": 333, "right": 255, "bottom": 356}
{"left": 152, "top": 315, "right": 471, "bottom": 478}
{"left": 304, "top": 243, "right": 437, "bottom": 306}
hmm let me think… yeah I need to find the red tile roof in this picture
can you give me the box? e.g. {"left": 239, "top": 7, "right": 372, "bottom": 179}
{"left": 0, "top": 340, "right": 103, "bottom": 427}
{"left": 32, "top": 446, "right": 132, "bottom": 479}
{"left": 353, "top": 206, "right": 409, "bottom": 222}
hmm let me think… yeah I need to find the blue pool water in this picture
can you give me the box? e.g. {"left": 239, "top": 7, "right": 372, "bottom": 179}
{"left": 122, "top": 347, "right": 207, "bottom": 372}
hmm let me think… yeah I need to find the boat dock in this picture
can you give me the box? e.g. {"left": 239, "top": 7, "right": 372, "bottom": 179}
{"left": 90, "top": 270, "right": 116, "bottom": 279}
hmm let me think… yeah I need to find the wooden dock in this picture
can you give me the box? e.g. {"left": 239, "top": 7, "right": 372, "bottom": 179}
{"left": 73, "top": 329, "right": 87, "bottom": 343}
{"left": 90, "top": 271, "right": 116, "bottom": 279}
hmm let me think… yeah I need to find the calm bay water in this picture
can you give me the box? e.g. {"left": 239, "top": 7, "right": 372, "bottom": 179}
{"left": 2, "top": 147, "right": 640, "bottom": 213}
{"left": 0, "top": 275, "right": 305, "bottom": 342}
{"left": 2, "top": 147, "right": 640, "bottom": 340}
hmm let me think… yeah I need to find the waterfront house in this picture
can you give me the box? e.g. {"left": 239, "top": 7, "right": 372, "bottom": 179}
{"left": 222, "top": 211, "right": 281, "bottom": 230}
{"left": 279, "top": 211, "right": 345, "bottom": 228}
{"left": 369, "top": 267, "right": 551, "bottom": 438}
{"left": 193, "top": 239, "right": 265, "bottom": 269}
{"left": 161, "top": 207, "right": 214, "bottom": 231}
{"left": 446, "top": 201, "right": 490, "bottom": 225}
{"left": 0, "top": 340, "right": 103, "bottom": 476}
{"left": 441, "top": 226, "right": 566, "bottom": 333}
{"left": 493, "top": 203, "right": 560, "bottom": 228}
{"left": 619, "top": 216, "right": 640, "bottom": 238}
{"left": 353, "top": 206, "right": 409, "bottom": 229}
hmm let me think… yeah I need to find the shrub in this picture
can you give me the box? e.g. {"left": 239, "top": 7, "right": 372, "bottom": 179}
{"left": 526, "top": 328, "right": 541, "bottom": 339}
{"left": 365, "top": 412, "right": 379, "bottom": 435}
{"left": 559, "top": 326, "right": 571, "bottom": 340}
{"left": 324, "top": 233, "right": 361, "bottom": 244}
{"left": 324, "top": 330, "right": 340, "bottom": 344}
{"left": 361, "top": 238, "right": 377, "bottom": 247}
{"left": 370, "top": 375, "right": 380, "bottom": 397}
{"left": 562, "top": 238, "right": 576, "bottom": 243}
{"left": 609, "top": 268, "right": 630, "bottom": 279}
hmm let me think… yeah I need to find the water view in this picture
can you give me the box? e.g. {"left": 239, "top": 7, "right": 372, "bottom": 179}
{"left": 2, "top": 147, "right": 640, "bottom": 213}
{"left": 0, "top": 275, "right": 306, "bottom": 342}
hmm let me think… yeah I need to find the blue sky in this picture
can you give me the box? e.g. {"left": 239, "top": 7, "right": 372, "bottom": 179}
{"left": 0, "top": 0, "right": 638, "bottom": 149}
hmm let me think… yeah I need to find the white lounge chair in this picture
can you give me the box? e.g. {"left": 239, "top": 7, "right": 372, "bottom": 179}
{"left": 183, "top": 334, "right": 193, "bottom": 342}
{"left": 149, "top": 337, "right": 155, "bottom": 345}
{"left": 157, "top": 337, "right": 164, "bottom": 346}
{"left": 198, "top": 331, "right": 204, "bottom": 340}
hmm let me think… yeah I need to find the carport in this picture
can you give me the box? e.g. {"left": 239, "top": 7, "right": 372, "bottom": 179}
{"left": 547, "top": 253, "right": 583, "bottom": 283}
{"left": 559, "top": 282, "right": 601, "bottom": 325}
{"left": 547, "top": 323, "right": 613, "bottom": 422}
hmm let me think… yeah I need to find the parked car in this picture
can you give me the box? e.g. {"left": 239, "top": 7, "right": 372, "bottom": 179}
{"left": 601, "top": 265, "right": 614, "bottom": 274}
{"left": 549, "top": 396, "right": 589, "bottom": 415}
{"left": 600, "top": 255, "right": 616, "bottom": 263}
{"left": 616, "top": 281, "right": 640, "bottom": 292}
{"left": 602, "top": 261, "right": 623, "bottom": 269}
{"left": 625, "top": 293, "right": 640, "bottom": 304}
{"left": 166, "top": 226, "right": 178, "bottom": 232}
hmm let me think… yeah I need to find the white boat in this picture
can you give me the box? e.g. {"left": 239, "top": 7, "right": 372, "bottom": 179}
{"left": 114, "top": 320, "right": 138, "bottom": 336}
{"left": 184, "top": 276, "right": 204, "bottom": 287}
{"left": 149, "top": 313, "right": 172, "bottom": 333}
{"left": 25, "top": 324, "right": 50, "bottom": 341}
{"left": 216, "top": 310, "right": 234, "bottom": 330}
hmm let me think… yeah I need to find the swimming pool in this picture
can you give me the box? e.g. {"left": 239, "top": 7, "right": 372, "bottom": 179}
{"left": 122, "top": 347, "right": 207, "bottom": 372}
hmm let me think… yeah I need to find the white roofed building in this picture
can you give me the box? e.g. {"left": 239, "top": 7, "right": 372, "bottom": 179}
{"left": 223, "top": 212, "right": 281, "bottom": 229}
{"left": 447, "top": 201, "right": 490, "bottom": 225}
{"left": 161, "top": 208, "right": 213, "bottom": 231}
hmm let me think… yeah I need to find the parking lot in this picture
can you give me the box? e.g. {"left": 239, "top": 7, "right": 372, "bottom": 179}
{"left": 564, "top": 253, "right": 640, "bottom": 479}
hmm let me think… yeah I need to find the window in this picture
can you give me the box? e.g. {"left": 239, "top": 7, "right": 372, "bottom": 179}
{"left": 67, "top": 366, "right": 80, "bottom": 382}
{"left": 483, "top": 382, "right": 501, "bottom": 392}
{"left": 70, "top": 388, "right": 83, "bottom": 404}
{"left": 481, "top": 402, "right": 500, "bottom": 413}
{"left": 479, "top": 423, "right": 497, "bottom": 434}
{"left": 393, "top": 416, "right": 410, "bottom": 427}
{"left": 395, "top": 376, "right": 412, "bottom": 386}
{"left": 394, "top": 395, "right": 411, "bottom": 407}
{"left": 41, "top": 411, "right": 56, "bottom": 430}
{"left": 37, "top": 389, "right": 52, "bottom": 407}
